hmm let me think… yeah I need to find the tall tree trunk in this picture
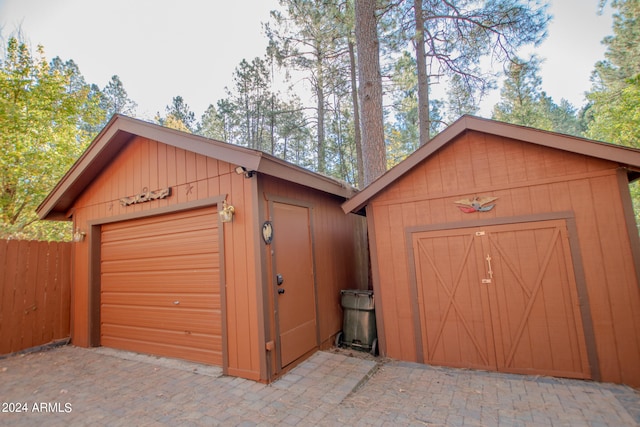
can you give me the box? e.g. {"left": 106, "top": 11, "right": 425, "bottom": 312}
{"left": 349, "top": 39, "right": 365, "bottom": 189}
{"left": 334, "top": 93, "right": 348, "bottom": 182}
{"left": 355, "top": 0, "right": 386, "bottom": 186}
{"left": 414, "top": 0, "right": 430, "bottom": 146}
{"left": 270, "top": 61, "right": 276, "bottom": 155}
{"left": 316, "top": 47, "right": 326, "bottom": 174}
{"left": 283, "top": 135, "right": 288, "bottom": 161}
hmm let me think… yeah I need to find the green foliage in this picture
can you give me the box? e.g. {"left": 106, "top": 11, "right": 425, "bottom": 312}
{"left": 156, "top": 96, "right": 196, "bottom": 132}
{"left": 196, "top": 57, "right": 317, "bottom": 173}
{"left": 0, "top": 37, "right": 103, "bottom": 240}
{"left": 198, "top": 104, "right": 226, "bottom": 141}
{"left": 586, "top": 0, "right": 640, "bottom": 147}
{"left": 99, "top": 75, "right": 137, "bottom": 120}
{"left": 447, "top": 74, "right": 480, "bottom": 122}
{"left": 384, "top": 0, "right": 549, "bottom": 140}
{"left": 583, "top": 0, "right": 640, "bottom": 227}
{"left": 324, "top": 88, "right": 358, "bottom": 185}
{"left": 386, "top": 51, "right": 419, "bottom": 168}
{"left": 266, "top": 0, "right": 353, "bottom": 174}
{"left": 228, "top": 57, "right": 273, "bottom": 151}
{"left": 492, "top": 56, "right": 582, "bottom": 135}
{"left": 271, "top": 96, "right": 315, "bottom": 171}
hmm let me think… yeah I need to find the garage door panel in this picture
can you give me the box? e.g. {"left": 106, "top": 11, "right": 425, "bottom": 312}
{"left": 100, "top": 206, "right": 222, "bottom": 366}
{"left": 101, "top": 292, "right": 220, "bottom": 310}
{"left": 101, "top": 269, "right": 219, "bottom": 290}
{"left": 102, "top": 210, "right": 216, "bottom": 242}
{"left": 101, "top": 336, "right": 221, "bottom": 365}
{"left": 102, "top": 253, "right": 218, "bottom": 274}
{"left": 102, "top": 324, "right": 221, "bottom": 352}
{"left": 102, "top": 227, "right": 217, "bottom": 248}
{"left": 102, "top": 279, "right": 219, "bottom": 295}
{"left": 101, "top": 230, "right": 218, "bottom": 261}
{"left": 102, "top": 305, "right": 221, "bottom": 334}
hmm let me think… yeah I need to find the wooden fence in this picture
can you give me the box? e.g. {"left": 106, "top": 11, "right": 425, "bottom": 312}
{"left": 0, "top": 239, "right": 72, "bottom": 356}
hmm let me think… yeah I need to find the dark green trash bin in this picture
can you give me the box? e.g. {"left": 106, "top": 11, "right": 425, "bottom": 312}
{"left": 336, "top": 290, "right": 378, "bottom": 355}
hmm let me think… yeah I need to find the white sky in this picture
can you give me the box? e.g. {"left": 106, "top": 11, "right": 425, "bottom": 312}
{"left": 0, "top": 0, "right": 613, "bottom": 120}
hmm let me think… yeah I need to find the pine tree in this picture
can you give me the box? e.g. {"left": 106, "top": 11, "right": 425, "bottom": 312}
{"left": 493, "top": 56, "right": 581, "bottom": 136}
{"left": 355, "top": 0, "right": 386, "bottom": 185}
{"left": 157, "top": 96, "right": 196, "bottom": 133}
{"left": 586, "top": 0, "right": 640, "bottom": 147}
{"left": 388, "top": 0, "right": 549, "bottom": 145}
{"left": 198, "top": 104, "right": 227, "bottom": 141}
{"left": 265, "top": 0, "right": 350, "bottom": 175}
{"left": 100, "top": 75, "right": 137, "bottom": 118}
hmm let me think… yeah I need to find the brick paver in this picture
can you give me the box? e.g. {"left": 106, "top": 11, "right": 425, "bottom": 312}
{"left": 0, "top": 346, "right": 638, "bottom": 426}
{"left": 339, "top": 361, "right": 640, "bottom": 426}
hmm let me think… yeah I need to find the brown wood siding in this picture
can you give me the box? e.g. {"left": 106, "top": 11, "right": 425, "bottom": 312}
{"left": 100, "top": 207, "right": 221, "bottom": 365}
{"left": 69, "top": 136, "right": 262, "bottom": 380}
{"left": 370, "top": 130, "right": 640, "bottom": 386}
{"left": 260, "top": 177, "right": 368, "bottom": 359}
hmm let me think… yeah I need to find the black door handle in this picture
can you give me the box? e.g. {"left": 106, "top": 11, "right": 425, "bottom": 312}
{"left": 278, "top": 288, "right": 285, "bottom": 294}
{"left": 276, "top": 274, "right": 284, "bottom": 285}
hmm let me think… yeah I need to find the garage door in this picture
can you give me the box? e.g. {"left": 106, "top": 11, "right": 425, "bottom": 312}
{"left": 411, "top": 219, "right": 591, "bottom": 379}
{"left": 100, "top": 207, "right": 222, "bottom": 365}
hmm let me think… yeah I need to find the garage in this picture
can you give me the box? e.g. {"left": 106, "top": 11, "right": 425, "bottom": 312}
{"left": 37, "top": 114, "right": 367, "bottom": 382}
{"left": 100, "top": 207, "right": 221, "bottom": 365}
{"left": 343, "top": 115, "right": 640, "bottom": 387}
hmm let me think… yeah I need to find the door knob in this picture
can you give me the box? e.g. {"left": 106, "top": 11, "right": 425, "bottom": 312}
{"left": 276, "top": 274, "right": 284, "bottom": 285}
{"left": 278, "top": 288, "right": 285, "bottom": 294}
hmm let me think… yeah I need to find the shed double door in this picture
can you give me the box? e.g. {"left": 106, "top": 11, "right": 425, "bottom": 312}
{"left": 411, "top": 219, "right": 591, "bottom": 379}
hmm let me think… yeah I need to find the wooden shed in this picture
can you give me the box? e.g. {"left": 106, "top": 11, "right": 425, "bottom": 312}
{"left": 37, "top": 114, "right": 367, "bottom": 382}
{"left": 343, "top": 115, "right": 640, "bottom": 387}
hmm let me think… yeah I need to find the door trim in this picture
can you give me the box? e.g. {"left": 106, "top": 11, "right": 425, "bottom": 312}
{"left": 266, "top": 195, "right": 320, "bottom": 373}
{"left": 405, "top": 212, "right": 600, "bottom": 380}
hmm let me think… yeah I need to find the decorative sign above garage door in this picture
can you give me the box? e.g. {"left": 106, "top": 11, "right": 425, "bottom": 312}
{"left": 120, "top": 187, "right": 172, "bottom": 207}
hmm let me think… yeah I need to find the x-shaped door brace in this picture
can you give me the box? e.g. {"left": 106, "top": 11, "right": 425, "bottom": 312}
{"left": 488, "top": 228, "right": 561, "bottom": 368}
{"left": 416, "top": 227, "right": 561, "bottom": 369}
{"left": 417, "top": 235, "right": 490, "bottom": 366}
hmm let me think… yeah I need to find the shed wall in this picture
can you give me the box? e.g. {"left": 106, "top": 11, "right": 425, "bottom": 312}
{"left": 69, "top": 136, "right": 262, "bottom": 380}
{"left": 369, "top": 130, "right": 640, "bottom": 386}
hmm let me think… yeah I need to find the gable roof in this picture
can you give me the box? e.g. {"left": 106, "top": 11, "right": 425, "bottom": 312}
{"left": 343, "top": 115, "right": 640, "bottom": 214}
{"left": 38, "top": 114, "right": 356, "bottom": 220}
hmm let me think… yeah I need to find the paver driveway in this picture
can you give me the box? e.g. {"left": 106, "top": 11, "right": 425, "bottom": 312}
{"left": 1, "top": 345, "right": 639, "bottom": 426}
